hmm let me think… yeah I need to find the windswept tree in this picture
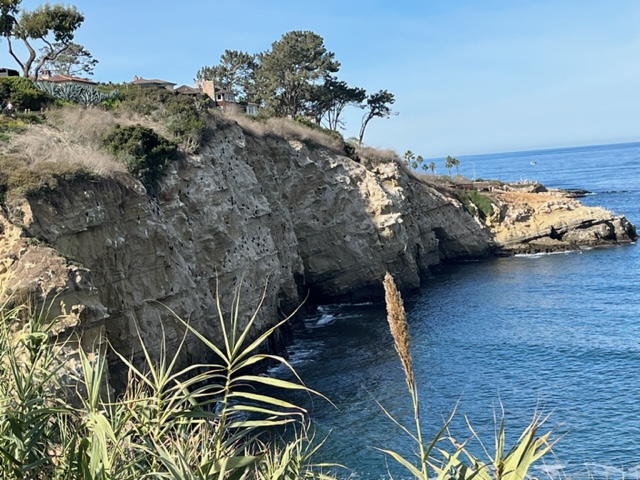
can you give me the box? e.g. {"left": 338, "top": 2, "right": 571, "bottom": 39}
{"left": 358, "top": 89, "right": 396, "bottom": 145}
{"left": 1, "top": 1, "right": 85, "bottom": 79}
{"left": 429, "top": 161, "right": 436, "bottom": 174}
{"left": 196, "top": 49, "right": 257, "bottom": 101}
{"left": 37, "top": 41, "right": 97, "bottom": 76}
{"left": 309, "top": 76, "right": 366, "bottom": 130}
{"left": 258, "top": 30, "right": 340, "bottom": 117}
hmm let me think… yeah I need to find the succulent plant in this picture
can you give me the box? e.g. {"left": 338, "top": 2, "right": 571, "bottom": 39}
{"left": 34, "top": 81, "right": 119, "bottom": 106}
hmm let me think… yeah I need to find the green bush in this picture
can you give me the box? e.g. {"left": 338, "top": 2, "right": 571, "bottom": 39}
{"left": 458, "top": 189, "right": 494, "bottom": 220}
{"left": 118, "top": 87, "right": 207, "bottom": 151}
{"left": 0, "top": 77, "right": 53, "bottom": 111}
{"left": 102, "top": 124, "right": 177, "bottom": 190}
{"left": 0, "top": 117, "right": 27, "bottom": 141}
{"left": 163, "top": 94, "right": 206, "bottom": 148}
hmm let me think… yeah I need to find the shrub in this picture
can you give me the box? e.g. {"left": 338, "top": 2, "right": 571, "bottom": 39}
{"left": 0, "top": 116, "right": 27, "bottom": 141}
{"left": 117, "top": 86, "right": 207, "bottom": 152}
{"left": 458, "top": 189, "right": 495, "bottom": 220}
{"left": 0, "top": 77, "right": 53, "bottom": 111}
{"left": 14, "top": 111, "right": 44, "bottom": 125}
{"left": 163, "top": 94, "right": 206, "bottom": 150}
{"left": 102, "top": 124, "right": 177, "bottom": 190}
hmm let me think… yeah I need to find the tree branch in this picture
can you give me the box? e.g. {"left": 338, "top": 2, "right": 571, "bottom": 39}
{"left": 6, "top": 37, "right": 25, "bottom": 74}
{"left": 33, "top": 40, "right": 70, "bottom": 79}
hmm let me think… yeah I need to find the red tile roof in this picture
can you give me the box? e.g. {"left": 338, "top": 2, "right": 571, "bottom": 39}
{"left": 39, "top": 74, "right": 97, "bottom": 85}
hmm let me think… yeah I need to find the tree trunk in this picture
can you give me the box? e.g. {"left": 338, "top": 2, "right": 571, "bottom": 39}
{"left": 358, "top": 114, "right": 372, "bottom": 145}
{"left": 20, "top": 37, "right": 37, "bottom": 79}
{"left": 6, "top": 37, "right": 25, "bottom": 76}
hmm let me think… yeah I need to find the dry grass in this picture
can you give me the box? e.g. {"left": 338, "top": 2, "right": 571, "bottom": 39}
{"left": 1, "top": 123, "right": 125, "bottom": 177}
{"left": 0, "top": 106, "right": 173, "bottom": 178}
{"left": 356, "top": 145, "right": 398, "bottom": 163}
{"left": 225, "top": 111, "right": 344, "bottom": 152}
{"left": 46, "top": 105, "right": 165, "bottom": 145}
{"left": 46, "top": 106, "right": 120, "bottom": 145}
{"left": 351, "top": 144, "right": 401, "bottom": 171}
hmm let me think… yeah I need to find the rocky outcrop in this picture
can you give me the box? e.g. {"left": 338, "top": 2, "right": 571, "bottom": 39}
{"left": 486, "top": 188, "right": 637, "bottom": 254}
{"left": 0, "top": 119, "right": 635, "bottom": 384}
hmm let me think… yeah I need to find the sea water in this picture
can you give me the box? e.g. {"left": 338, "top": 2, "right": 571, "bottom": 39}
{"left": 277, "top": 142, "right": 640, "bottom": 479}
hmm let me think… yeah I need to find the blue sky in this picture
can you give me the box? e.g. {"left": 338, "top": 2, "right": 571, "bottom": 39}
{"left": 11, "top": 0, "right": 640, "bottom": 156}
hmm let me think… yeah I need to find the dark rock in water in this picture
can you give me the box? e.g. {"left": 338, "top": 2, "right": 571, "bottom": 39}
{"left": 563, "top": 188, "right": 591, "bottom": 198}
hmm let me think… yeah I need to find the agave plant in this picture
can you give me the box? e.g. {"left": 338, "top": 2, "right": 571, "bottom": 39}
{"left": 34, "top": 81, "right": 119, "bottom": 106}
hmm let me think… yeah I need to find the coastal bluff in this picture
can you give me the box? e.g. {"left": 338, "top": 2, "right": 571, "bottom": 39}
{"left": 0, "top": 118, "right": 636, "bottom": 381}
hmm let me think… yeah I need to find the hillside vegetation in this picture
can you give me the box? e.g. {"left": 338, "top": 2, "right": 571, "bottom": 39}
{"left": 0, "top": 79, "right": 371, "bottom": 200}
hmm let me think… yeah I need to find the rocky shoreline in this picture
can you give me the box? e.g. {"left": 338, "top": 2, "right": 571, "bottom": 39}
{"left": 482, "top": 183, "right": 636, "bottom": 255}
{"left": 0, "top": 118, "right": 636, "bottom": 385}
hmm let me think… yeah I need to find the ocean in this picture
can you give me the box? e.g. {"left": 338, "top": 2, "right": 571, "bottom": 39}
{"left": 275, "top": 142, "right": 640, "bottom": 479}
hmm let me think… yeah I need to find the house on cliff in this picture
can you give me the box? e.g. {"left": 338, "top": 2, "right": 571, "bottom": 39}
{"left": 192, "top": 79, "right": 257, "bottom": 116}
{"left": 38, "top": 72, "right": 97, "bottom": 86}
{"left": 129, "top": 75, "right": 176, "bottom": 90}
{"left": 129, "top": 75, "right": 258, "bottom": 115}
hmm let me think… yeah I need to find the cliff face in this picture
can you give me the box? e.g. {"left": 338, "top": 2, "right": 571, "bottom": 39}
{"left": 1, "top": 121, "right": 635, "bottom": 382}
{"left": 0, "top": 121, "right": 490, "bottom": 380}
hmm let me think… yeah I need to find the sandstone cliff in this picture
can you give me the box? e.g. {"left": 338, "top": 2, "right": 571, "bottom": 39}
{"left": 0, "top": 118, "right": 635, "bottom": 383}
{"left": 481, "top": 184, "right": 636, "bottom": 255}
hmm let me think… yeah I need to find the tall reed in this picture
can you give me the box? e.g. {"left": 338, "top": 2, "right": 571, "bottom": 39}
{"left": 381, "top": 272, "right": 557, "bottom": 479}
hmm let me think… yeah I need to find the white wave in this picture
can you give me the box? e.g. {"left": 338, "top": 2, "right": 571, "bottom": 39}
{"left": 315, "top": 313, "right": 335, "bottom": 326}
{"left": 514, "top": 250, "right": 579, "bottom": 258}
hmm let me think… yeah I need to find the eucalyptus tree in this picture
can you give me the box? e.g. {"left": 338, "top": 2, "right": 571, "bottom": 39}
{"left": 258, "top": 30, "right": 340, "bottom": 117}
{"left": 0, "top": 1, "right": 85, "bottom": 79}
{"left": 358, "top": 89, "right": 396, "bottom": 145}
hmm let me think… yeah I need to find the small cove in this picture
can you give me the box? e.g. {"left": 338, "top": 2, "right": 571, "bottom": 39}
{"left": 276, "top": 142, "right": 640, "bottom": 479}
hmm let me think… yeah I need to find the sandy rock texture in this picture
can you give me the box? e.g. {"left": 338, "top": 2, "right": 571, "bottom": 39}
{"left": 0, "top": 120, "right": 635, "bottom": 384}
{"left": 487, "top": 187, "right": 637, "bottom": 254}
{"left": 0, "top": 121, "right": 490, "bottom": 382}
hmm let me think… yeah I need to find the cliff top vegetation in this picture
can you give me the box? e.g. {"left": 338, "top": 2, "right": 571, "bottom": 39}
{"left": 0, "top": 0, "right": 404, "bottom": 201}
